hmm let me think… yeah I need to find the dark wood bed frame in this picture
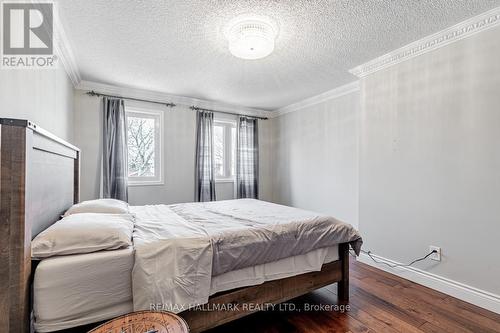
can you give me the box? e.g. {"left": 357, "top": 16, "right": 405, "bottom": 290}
{"left": 0, "top": 118, "right": 349, "bottom": 333}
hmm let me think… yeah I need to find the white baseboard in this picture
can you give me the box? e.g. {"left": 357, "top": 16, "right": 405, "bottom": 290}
{"left": 357, "top": 253, "right": 500, "bottom": 314}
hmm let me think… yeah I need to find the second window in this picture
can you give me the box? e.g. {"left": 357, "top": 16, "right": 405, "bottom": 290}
{"left": 214, "top": 120, "right": 236, "bottom": 181}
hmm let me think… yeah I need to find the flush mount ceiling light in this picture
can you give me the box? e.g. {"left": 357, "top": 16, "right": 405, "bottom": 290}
{"left": 224, "top": 14, "right": 279, "bottom": 60}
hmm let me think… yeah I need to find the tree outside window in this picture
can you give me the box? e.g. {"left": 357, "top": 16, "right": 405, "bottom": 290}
{"left": 126, "top": 108, "right": 163, "bottom": 185}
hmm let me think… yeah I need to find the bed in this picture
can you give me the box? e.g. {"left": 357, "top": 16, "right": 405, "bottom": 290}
{"left": 33, "top": 245, "right": 340, "bottom": 332}
{"left": 0, "top": 118, "right": 361, "bottom": 333}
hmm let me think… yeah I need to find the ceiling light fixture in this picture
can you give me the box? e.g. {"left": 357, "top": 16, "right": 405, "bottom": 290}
{"left": 224, "top": 14, "right": 279, "bottom": 60}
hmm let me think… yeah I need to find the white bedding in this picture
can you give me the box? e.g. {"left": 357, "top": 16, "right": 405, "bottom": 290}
{"left": 33, "top": 246, "right": 338, "bottom": 332}
{"left": 34, "top": 199, "right": 359, "bottom": 332}
{"left": 132, "top": 199, "right": 360, "bottom": 312}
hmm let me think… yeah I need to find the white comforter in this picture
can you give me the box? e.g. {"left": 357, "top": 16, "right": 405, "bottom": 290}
{"left": 131, "top": 199, "right": 362, "bottom": 312}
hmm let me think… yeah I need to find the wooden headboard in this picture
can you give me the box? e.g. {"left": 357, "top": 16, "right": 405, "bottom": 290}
{"left": 0, "top": 118, "right": 80, "bottom": 332}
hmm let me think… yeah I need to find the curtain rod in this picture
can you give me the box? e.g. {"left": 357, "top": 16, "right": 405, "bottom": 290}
{"left": 190, "top": 106, "right": 268, "bottom": 120}
{"left": 86, "top": 90, "right": 176, "bottom": 108}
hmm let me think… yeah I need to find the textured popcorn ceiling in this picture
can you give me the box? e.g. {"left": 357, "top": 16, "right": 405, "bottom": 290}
{"left": 56, "top": 0, "right": 500, "bottom": 110}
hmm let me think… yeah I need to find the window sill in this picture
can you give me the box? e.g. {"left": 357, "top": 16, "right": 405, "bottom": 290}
{"left": 216, "top": 178, "right": 235, "bottom": 184}
{"left": 128, "top": 180, "right": 164, "bottom": 187}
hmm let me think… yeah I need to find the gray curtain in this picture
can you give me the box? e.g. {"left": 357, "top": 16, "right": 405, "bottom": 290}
{"left": 237, "top": 116, "right": 259, "bottom": 199}
{"left": 102, "top": 97, "right": 128, "bottom": 201}
{"left": 195, "top": 110, "right": 216, "bottom": 202}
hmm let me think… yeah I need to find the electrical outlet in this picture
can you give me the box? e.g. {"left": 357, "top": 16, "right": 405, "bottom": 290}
{"left": 429, "top": 246, "right": 441, "bottom": 261}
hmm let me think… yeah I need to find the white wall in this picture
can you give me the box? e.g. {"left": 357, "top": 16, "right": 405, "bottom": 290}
{"left": 74, "top": 90, "right": 273, "bottom": 205}
{"left": 271, "top": 92, "right": 360, "bottom": 229}
{"left": 359, "top": 26, "right": 500, "bottom": 295}
{"left": 268, "top": 25, "right": 500, "bottom": 306}
{"left": 0, "top": 66, "right": 74, "bottom": 142}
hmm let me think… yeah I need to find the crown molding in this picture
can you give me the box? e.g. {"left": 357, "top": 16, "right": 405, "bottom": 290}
{"left": 350, "top": 6, "right": 500, "bottom": 78}
{"left": 53, "top": 3, "right": 81, "bottom": 86}
{"left": 271, "top": 81, "right": 360, "bottom": 118}
{"left": 76, "top": 80, "right": 272, "bottom": 118}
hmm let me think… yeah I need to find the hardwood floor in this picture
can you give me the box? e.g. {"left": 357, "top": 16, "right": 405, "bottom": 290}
{"left": 56, "top": 258, "right": 500, "bottom": 333}
{"left": 205, "top": 258, "right": 500, "bottom": 333}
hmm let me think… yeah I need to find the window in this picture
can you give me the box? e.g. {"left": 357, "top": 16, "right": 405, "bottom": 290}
{"left": 126, "top": 108, "right": 163, "bottom": 186}
{"left": 214, "top": 120, "right": 236, "bottom": 181}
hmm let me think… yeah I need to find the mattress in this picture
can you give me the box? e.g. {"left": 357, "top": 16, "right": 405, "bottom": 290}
{"left": 34, "top": 245, "right": 338, "bottom": 332}
{"left": 33, "top": 247, "right": 135, "bottom": 332}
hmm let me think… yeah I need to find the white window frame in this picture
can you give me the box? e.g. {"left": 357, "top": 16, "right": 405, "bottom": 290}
{"left": 125, "top": 107, "right": 164, "bottom": 186}
{"left": 214, "top": 119, "right": 236, "bottom": 183}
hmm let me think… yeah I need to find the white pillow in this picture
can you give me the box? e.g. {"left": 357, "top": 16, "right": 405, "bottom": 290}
{"left": 64, "top": 199, "right": 129, "bottom": 217}
{"left": 32, "top": 213, "right": 134, "bottom": 258}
